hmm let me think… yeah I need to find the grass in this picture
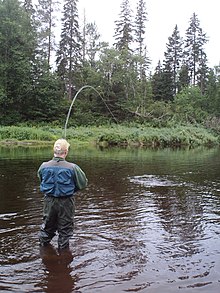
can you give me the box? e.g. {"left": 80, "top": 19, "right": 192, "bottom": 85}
{"left": 0, "top": 124, "right": 219, "bottom": 148}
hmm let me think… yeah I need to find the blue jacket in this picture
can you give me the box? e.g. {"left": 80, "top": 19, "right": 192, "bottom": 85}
{"left": 38, "top": 157, "right": 88, "bottom": 197}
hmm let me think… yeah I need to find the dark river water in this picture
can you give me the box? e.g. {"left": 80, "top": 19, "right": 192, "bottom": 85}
{"left": 0, "top": 145, "right": 220, "bottom": 293}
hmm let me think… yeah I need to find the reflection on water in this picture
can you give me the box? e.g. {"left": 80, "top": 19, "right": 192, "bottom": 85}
{"left": 39, "top": 245, "right": 75, "bottom": 293}
{"left": 0, "top": 146, "right": 220, "bottom": 292}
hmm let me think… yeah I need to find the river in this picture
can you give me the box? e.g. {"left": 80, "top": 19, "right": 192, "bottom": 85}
{"left": 0, "top": 145, "right": 220, "bottom": 293}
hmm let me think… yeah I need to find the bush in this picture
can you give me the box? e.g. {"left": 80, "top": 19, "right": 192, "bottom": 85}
{"left": 0, "top": 126, "right": 56, "bottom": 141}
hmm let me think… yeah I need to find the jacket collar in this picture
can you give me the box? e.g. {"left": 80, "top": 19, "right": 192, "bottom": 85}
{"left": 53, "top": 156, "right": 65, "bottom": 162}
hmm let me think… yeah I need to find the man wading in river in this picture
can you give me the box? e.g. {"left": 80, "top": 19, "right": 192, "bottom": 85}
{"left": 38, "top": 138, "right": 88, "bottom": 249}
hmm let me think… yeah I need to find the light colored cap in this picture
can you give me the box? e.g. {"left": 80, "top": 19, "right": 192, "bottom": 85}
{"left": 53, "top": 139, "right": 70, "bottom": 152}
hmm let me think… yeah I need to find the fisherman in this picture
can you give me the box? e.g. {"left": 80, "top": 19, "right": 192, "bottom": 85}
{"left": 38, "top": 138, "right": 88, "bottom": 249}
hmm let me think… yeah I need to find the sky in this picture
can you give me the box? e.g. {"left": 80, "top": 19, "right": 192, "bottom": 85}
{"left": 77, "top": 0, "right": 220, "bottom": 70}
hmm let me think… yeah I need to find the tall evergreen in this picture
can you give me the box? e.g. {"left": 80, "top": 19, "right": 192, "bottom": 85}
{"left": 197, "top": 50, "right": 209, "bottom": 95}
{"left": 56, "top": 0, "right": 82, "bottom": 100}
{"left": 184, "top": 13, "right": 208, "bottom": 88}
{"left": 83, "top": 22, "right": 101, "bottom": 67}
{"left": 178, "top": 63, "right": 190, "bottom": 91}
{"left": 203, "top": 68, "right": 217, "bottom": 114}
{"left": 152, "top": 60, "right": 174, "bottom": 102}
{"left": 163, "top": 25, "right": 183, "bottom": 95}
{"left": 23, "top": 0, "right": 38, "bottom": 48}
{"left": 151, "top": 61, "right": 164, "bottom": 101}
{"left": 37, "top": 0, "right": 60, "bottom": 68}
{"left": 134, "top": 0, "right": 147, "bottom": 56}
{"left": 114, "top": 0, "right": 133, "bottom": 51}
{"left": 134, "top": 0, "right": 150, "bottom": 79}
{"left": 162, "top": 62, "right": 175, "bottom": 101}
{"left": 23, "top": 0, "right": 35, "bottom": 17}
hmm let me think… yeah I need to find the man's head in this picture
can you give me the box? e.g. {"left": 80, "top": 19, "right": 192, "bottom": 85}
{"left": 53, "top": 138, "right": 70, "bottom": 157}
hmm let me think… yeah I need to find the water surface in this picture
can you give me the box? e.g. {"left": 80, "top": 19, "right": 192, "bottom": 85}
{"left": 0, "top": 146, "right": 220, "bottom": 292}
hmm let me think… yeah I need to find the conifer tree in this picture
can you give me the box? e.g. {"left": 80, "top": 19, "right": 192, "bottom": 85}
{"left": 197, "top": 51, "right": 209, "bottom": 95}
{"left": 162, "top": 62, "right": 175, "bottom": 101}
{"left": 163, "top": 25, "right": 183, "bottom": 95}
{"left": 84, "top": 22, "right": 101, "bottom": 67}
{"left": 23, "top": 0, "right": 38, "bottom": 50}
{"left": 134, "top": 0, "right": 147, "bottom": 56}
{"left": 152, "top": 61, "right": 174, "bottom": 101}
{"left": 203, "top": 68, "right": 217, "bottom": 114}
{"left": 113, "top": 0, "right": 138, "bottom": 104}
{"left": 56, "top": 0, "right": 82, "bottom": 100}
{"left": 184, "top": 13, "right": 208, "bottom": 88}
{"left": 37, "top": 0, "right": 60, "bottom": 68}
{"left": 178, "top": 63, "right": 190, "bottom": 91}
{"left": 114, "top": 0, "right": 133, "bottom": 51}
{"left": 151, "top": 61, "right": 164, "bottom": 101}
{"left": 23, "top": 0, "right": 35, "bottom": 17}
{"left": 134, "top": 0, "right": 150, "bottom": 78}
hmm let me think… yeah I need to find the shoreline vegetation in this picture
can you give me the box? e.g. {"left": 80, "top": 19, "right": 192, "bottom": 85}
{"left": 0, "top": 125, "right": 219, "bottom": 148}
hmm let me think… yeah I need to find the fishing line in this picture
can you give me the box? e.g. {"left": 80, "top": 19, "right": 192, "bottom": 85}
{"left": 63, "top": 85, "right": 117, "bottom": 138}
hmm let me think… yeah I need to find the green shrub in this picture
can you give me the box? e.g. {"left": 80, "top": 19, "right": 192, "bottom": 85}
{"left": 0, "top": 126, "right": 56, "bottom": 141}
{"left": 0, "top": 125, "right": 218, "bottom": 148}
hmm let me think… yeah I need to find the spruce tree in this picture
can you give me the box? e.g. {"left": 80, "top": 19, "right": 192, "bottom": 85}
{"left": 163, "top": 25, "right": 183, "bottom": 95}
{"left": 23, "top": 0, "right": 35, "bottom": 17}
{"left": 134, "top": 0, "right": 147, "bottom": 56}
{"left": 151, "top": 61, "right": 164, "bottom": 101}
{"left": 197, "top": 50, "right": 209, "bottom": 95}
{"left": 203, "top": 68, "right": 217, "bottom": 114}
{"left": 56, "top": 0, "right": 82, "bottom": 100}
{"left": 162, "top": 62, "right": 175, "bottom": 101}
{"left": 178, "top": 63, "right": 190, "bottom": 91}
{"left": 23, "top": 0, "right": 38, "bottom": 49}
{"left": 152, "top": 61, "right": 174, "bottom": 102}
{"left": 37, "top": 0, "right": 60, "bottom": 68}
{"left": 134, "top": 0, "right": 150, "bottom": 79}
{"left": 83, "top": 22, "right": 101, "bottom": 67}
{"left": 114, "top": 0, "right": 133, "bottom": 51}
{"left": 184, "top": 13, "right": 208, "bottom": 88}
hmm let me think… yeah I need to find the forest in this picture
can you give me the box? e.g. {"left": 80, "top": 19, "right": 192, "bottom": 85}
{"left": 0, "top": 0, "right": 220, "bottom": 137}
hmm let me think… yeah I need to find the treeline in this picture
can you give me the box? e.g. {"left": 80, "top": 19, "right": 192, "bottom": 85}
{"left": 0, "top": 0, "right": 220, "bottom": 131}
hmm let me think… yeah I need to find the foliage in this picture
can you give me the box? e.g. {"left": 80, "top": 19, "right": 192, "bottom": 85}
{"left": 0, "top": 0, "right": 220, "bottom": 130}
{"left": 114, "top": 0, "right": 134, "bottom": 51}
{"left": 0, "top": 0, "right": 36, "bottom": 123}
{"left": 163, "top": 25, "right": 183, "bottom": 95}
{"left": 97, "top": 125, "right": 218, "bottom": 147}
{"left": 184, "top": 13, "right": 208, "bottom": 90}
{"left": 172, "top": 87, "right": 208, "bottom": 124}
{"left": 0, "top": 125, "right": 218, "bottom": 148}
{"left": 134, "top": 0, "right": 148, "bottom": 56}
{"left": 37, "top": 0, "right": 60, "bottom": 67}
{"left": 56, "top": 0, "right": 82, "bottom": 100}
{"left": 0, "top": 126, "right": 56, "bottom": 141}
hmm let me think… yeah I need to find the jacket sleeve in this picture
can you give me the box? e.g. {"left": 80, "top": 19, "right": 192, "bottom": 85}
{"left": 37, "top": 162, "right": 46, "bottom": 181}
{"left": 73, "top": 164, "right": 88, "bottom": 191}
{"left": 37, "top": 165, "right": 42, "bottom": 181}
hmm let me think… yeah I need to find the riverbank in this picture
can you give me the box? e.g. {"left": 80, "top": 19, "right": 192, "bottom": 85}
{"left": 0, "top": 124, "right": 219, "bottom": 148}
